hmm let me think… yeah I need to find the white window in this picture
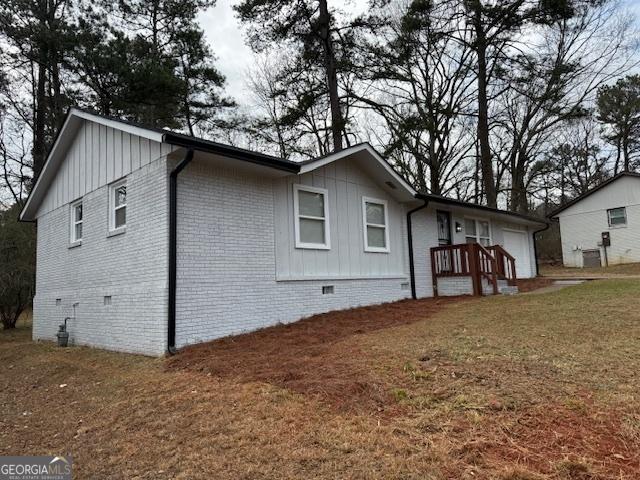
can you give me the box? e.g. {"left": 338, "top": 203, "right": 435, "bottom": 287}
{"left": 465, "top": 218, "right": 491, "bottom": 246}
{"left": 607, "top": 207, "right": 627, "bottom": 227}
{"left": 362, "top": 197, "right": 389, "bottom": 252}
{"left": 293, "top": 184, "right": 330, "bottom": 249}
{"left": 70, "top": 200, "right": 83, "bottom": 243}
{"left": 109, "top": 179, "right": 127, "bottom": 232}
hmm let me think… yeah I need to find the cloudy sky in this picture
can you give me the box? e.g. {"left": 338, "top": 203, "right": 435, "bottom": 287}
{"left": 199, "top": 0, "right": 640, "bottom": 107}
{"left": 198, "top": 0, "right": 369, "bottom": 105}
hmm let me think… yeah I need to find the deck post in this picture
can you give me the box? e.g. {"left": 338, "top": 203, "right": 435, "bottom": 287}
{"left": 430, "top": 248, "right": 438, "bottom": 297}
{"left": 468, "top": 243, "right": 481, "bottom": 296}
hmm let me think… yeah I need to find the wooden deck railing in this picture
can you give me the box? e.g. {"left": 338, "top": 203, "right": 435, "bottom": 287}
{"left": 431, "top": 242, "right": 517, "bottom": 296}
{"left": 487, "top": 245, "right": 517, "bottom": 286}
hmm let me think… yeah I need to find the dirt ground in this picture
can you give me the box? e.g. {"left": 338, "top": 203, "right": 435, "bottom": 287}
{"left": 2, "top": 279, "right": 640, "bottom": 479}
{"left": 516, "top": 277, "right": 554, "bottom": 292}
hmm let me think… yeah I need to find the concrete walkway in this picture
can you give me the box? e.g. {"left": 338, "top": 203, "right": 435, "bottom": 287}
{"left": 525, "top": 279, "right": 586, "bottom": 295}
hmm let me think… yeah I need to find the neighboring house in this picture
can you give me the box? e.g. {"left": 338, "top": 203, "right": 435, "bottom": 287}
{"left": 20, "top": 108, "right": 546, "bottom": 356}
{"left": 550, "top": 172, "right": 640, "bottom": 268}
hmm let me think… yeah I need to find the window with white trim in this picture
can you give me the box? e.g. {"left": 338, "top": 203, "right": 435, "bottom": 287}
{"left": 294, "top": 184, "right": 330, "bottom": 249}
{"left": 465, "top": 218, "right": 491, "bottom": 246}
{"left": 109, "top": 179, "right": 127, "bottom": 232}
{"left": 362, "top": 197, "right": 389, "bottom": 252}
{"left": 607, "top": 207, "right": 626, "bottom": 227}
{"left": 70, "top": 200, "right": 83, "bottom": 243}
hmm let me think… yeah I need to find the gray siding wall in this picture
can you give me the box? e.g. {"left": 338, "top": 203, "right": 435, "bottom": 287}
{"left": 411, "top": 209, "right": 438, "bottom": 298}
{"left": 174, "top": 158, "right": 411, "bottom": 348}
{"left": 273, "top": 158, "right": 408, "bottom": 280}
{"left": 32, "top": 146, "right": 169, "bottom": 356}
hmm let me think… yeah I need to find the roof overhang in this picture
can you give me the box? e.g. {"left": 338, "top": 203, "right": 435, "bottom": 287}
{"left": 549, "top": 172, "right": 640, "bottom": 219}
{"left": 20, "top": 109, "right": 167, "bottom": 221}
{"left": 299, "top": 143, "right": 417, "bottom": 202}
{"left": 419, "top": 193, "right": 547, "bottom": 228}
{"left": 20, "top": 108, "right": 301, "bottom": 221}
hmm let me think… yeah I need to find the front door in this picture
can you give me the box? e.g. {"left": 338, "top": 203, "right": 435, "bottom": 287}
{"left": 437, "top": 211, "right": 452, "bottom": 246}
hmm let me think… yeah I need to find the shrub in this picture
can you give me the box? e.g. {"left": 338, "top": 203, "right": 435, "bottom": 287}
{"left": 0, "top": 204, "right": 35, "bottom": 329}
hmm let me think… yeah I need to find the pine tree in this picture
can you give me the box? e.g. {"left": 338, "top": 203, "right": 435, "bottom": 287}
{"left": 235, "top": 0, "right": 356, "bottom": 153}
{"left": 0, "top": 0, "right": 77, "bottom": 179}
{"left": 597, "top": 75, "right": 640, "bottom": 173}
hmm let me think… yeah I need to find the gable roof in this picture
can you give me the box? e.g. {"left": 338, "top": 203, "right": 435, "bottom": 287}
{"left": 20, "top": 107, "right": 546, "bottom": 227}
{"left": 549, "top": 172, "right": 640, "bottom": 219}
{"left": 299, "top": 143, "right": 417, "bottom": 201}
{"left": 20, "top": 109, "right": 421, "bottom": 220}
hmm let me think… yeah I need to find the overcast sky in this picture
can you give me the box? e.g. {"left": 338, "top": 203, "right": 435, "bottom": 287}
{"left": 199, "top": 0, "right": 640, "bottom": 107}
{"left": 198, "top": 0, "right": 369, "bottom": 105}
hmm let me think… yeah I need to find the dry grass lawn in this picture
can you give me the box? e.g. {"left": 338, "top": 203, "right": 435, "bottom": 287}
{"left": 2, "top": 280, "right": 640, "bottom": 479}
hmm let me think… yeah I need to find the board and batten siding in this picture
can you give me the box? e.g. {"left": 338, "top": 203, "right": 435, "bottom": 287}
{"left": 273, "top": 158, "right": 409, "bottom": 280}
{"left": 36, "top": 119, "right": 175, "bottom": 217}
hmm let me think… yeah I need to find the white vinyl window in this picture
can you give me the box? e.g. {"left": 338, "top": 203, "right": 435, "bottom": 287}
{"left": 70, "top": 200, "right": 83, "bottom": 244}
{"left": 607, "top": 207, "right": 627, "bottom": 227}
{"left": 109, "top": 179, "right": 127, "bottom": 232}
{"left": 362, "top": 197, "right": 389, "bottom": 252}
{"left": 293, "top": 184, "right": 330, "bottom": 249}
{"left": 465, "top": 218, "right": 491, "bottom": 246}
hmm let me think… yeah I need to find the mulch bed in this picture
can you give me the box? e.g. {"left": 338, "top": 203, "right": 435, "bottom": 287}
{"left": 167, "top": 297, "right": 466, "bottom": 412}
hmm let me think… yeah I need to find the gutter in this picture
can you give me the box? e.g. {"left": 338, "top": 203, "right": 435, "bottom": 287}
{"left": 167, "top": 149, "right": 194, "bottom": 355}
{"left": 407, "top": 199, "right": 429, "bottom": 299}
{"left": 162, "top": 133, "right": 299, "bottom": 173}
{"left": 532, "top": 221, "right": 551, "bottom": 277}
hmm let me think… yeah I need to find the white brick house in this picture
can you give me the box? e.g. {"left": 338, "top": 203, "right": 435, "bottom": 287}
{"left": 20, "top": 109, "right": 545, "bottom": 356}
{"left": 551, "top": 172, "right": 640, "bottom": 268}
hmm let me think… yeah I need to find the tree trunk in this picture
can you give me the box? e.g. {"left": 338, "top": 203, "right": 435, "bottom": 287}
{"left": 614, "top": 137, "right": 621, "bottom": 175}
{"left": 622, "top": 133, "right": 630, "bottom": 172}
{"left": 429, "top": 141, "right": 441, "bottom": 195}
{"left": 472, "top": 4, "right": 497, "bottom": 207}
{"left": 511, "top": 166, "right": 528, "bottom": 213}
{"left": 318, "top": 0, "right": 343, "bottom": 152}
{"left": 32, "top": 53, "right": 48, "bottom": 180}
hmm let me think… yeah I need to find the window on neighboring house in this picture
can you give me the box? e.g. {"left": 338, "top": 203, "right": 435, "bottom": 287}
{"left": 70, "top": 200, "right": 83, "bottom": 243}
{"left": 465, "top": 218, "right": 491, "bottom": 246}
{"left": 109, "top": 179, "right": 127, "bottom": 232}
{"left": 607, "top": 207, "right": 627, "bottom": 227}
{"left": 294, "top": 184, "right": 330, "bottom": 249}
{"left": 362, "top": 197, "right": 389, "bottom": 252}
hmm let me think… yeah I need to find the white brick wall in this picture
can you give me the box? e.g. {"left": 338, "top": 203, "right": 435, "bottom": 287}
{"left": 436, "top": 277, "right": 473, "bottom": 296}
{"left": 174, "top": 159, "right": 411, "bottom": 348}
{"left": 32, "top": 157, "right": 169, "bottom": 356}
{"left": 436, "top": 276, "right": 497, "bottom": 296}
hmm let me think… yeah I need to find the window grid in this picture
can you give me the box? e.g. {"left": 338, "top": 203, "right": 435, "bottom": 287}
{"left": 70, "top": 200, "right": 83, "bottom": 243}
{"left": 293, "top": 184, "right": 330, "bottom": 249}
{"left": 109, "top": 179, "right": 127, "bottom": 232}
{"left": 362, "top": 197, "right": 389, "bottom": 253}
{"left": 607, "top": 207, "right": 626, "bottom": 227}
{"left": 465, "top": 218, "right": 491, "bottom": 246}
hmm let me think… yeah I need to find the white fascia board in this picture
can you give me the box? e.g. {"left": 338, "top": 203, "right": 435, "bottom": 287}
{"left": 299, "top": 143, "right": 417, "bottom": 197}
{"left": 20, "top": 108, "right": 165, "bottom": 221}
{"left": 71, "top": 109, "right": 165, "bottom": 143}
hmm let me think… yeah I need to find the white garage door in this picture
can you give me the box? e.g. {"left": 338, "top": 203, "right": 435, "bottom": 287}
{"left": 502, "top": 229, "right": 532, "bottom": 278}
